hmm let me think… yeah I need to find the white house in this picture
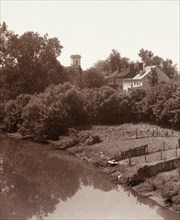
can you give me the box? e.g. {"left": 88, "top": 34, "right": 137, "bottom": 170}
{"left": 123, "top": 65, "right": 170, "bottom": 92}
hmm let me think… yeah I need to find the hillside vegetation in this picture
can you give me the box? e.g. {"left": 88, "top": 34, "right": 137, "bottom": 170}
{"left": 0, "top": 22, "right": 180, "bottom": 213}
{"left": 0, "top": 80, "right": 180, "bottom": 141}
{"left": 1, "top": 22, "right": 180, "bottom": 140}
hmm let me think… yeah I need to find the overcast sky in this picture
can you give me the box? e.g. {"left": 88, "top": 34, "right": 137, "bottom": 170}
{"left": 1, "top": 1, "right": 179, "bottom": 70}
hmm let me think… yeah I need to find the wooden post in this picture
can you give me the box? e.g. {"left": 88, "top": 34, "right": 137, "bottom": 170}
{"left": 171, "top": 123, "right": 174, "bottom": 137}
{"left": 163, "top": 141, "right": 165, "bottom": 151}
{"left": 128, "top": 151, "right": 131, "bottom": 167}
{"left": 152, "top": 126, "right": 155, "bottom": 137}
{"left": 136, "top": 128, "right": 138, "bottom": 139}
{"left": 175, "top": 145, "right": 178, "bottom": 157}
{"left": 160, "top": 148, "right": 163, "bottom": 160}
{"left": 129, "top": 156, "right": 131, "bottom": 167}
{"left": 157, "top": 125, "right": 158, "bottom": 137}
{"left": 144, "top": 144, "right": 148, "bottom": 163}
{"left": 178, "top": 138, "right": 180, "bottom": 149}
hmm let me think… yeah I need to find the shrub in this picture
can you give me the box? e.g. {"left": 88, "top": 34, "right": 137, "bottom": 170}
{"left": 153, "top": 170, "right": 179, "bottom": 201}
{"left": 3, "top": 94, "right": 31, "bottom": 132}
{"left": 57, "top": 136, "right": 80, "bottom": 149}
{"left": 78, "top": 130, "right": 102, "bottom": 145}
{"left": 82, "top": 86, "right": 133, "bottom": 124}
{"left": 20, "top": 83, "right": 88, "bottom": 140}
{"left": 86, "top": 134, "right": 102, "bottom": 145}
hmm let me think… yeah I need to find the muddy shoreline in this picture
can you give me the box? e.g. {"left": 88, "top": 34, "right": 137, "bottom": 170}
{"left": 66, "top": 146, "right": 180, "bottom": 214}
{"left": 3, "top": 129, "right": 180, "bottom": 214}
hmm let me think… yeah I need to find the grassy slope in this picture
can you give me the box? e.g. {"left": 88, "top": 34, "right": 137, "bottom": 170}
{"left": 73, "top": 123, "right": 180, "bottom": 164}
{"left": 68, "top": 123, "right": 180, "bottom": 212}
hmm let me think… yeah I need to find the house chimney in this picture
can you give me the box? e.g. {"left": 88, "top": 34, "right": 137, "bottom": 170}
{"left": 138, "top": 62, "right": 143, "bottom": 71}
{"left": 130, "top": 63, "right": 134, "bottom": 72}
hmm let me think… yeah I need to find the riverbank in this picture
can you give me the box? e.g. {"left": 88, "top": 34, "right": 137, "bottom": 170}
{"left": 4, "top": 123, "right": 180, "bottom": 213}
{"left": 49, "top": 123, "right": 180, "bottom": 213}
{"left": 2, "top": 132, "right": 179, "bottom": 220}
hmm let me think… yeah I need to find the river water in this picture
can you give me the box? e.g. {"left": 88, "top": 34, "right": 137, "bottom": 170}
{"left": 0, "top": 133, "right": 179, "bottom": 220}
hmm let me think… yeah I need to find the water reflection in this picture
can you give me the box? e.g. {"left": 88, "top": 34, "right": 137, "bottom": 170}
{"left": 0, "top": 134, "right": 114, "bottom": 219}
{"left": 122, "top": 185, "right": 179, "bottom": 220}
{"left": 0, "top": 134, "right": 179, "bottom": 220}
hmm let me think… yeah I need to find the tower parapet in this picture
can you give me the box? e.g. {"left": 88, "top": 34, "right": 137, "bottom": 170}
{"left": 70, "top": 54, "right": 81, "bottom": 68}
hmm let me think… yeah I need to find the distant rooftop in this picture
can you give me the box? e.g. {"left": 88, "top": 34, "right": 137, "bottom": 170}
{"left": 70, "top": 54, "right": 81, "bottom": 58}
{"left": 133, "top": 65, "right": 156, "bottom": 80}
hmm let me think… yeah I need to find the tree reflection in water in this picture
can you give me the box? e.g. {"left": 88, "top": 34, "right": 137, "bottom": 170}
{"left": 0, "top": 134, "right": 115, "bottom": 219}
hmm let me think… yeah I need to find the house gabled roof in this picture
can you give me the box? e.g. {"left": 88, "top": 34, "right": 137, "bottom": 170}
{"left": 116, "top": 67, "right": 130, "bottom": 78}
{"left": 106, "top": 67, "right": 132, "bottom": 79}
{"left": 105, "top": 69, "right": 119, "bottom": 79}
{"left": 133, "top": 65, "right": 156, "bottom": 80}
{"left": 106, "top": 64, "right": 169, "bottom": 82}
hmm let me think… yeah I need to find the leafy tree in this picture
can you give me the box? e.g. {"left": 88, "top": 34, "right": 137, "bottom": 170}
{"left": 92, "top": 49, "right": 129, "bottom": 76}
{"left": 82, "top": 67, "right": 105, "bottom": 88}
{"left": 147, "top": 67, "right": 159, "bottom": 87}
{"left": 161, "top": 58, "right": 177, "bottom": 79}
{"left": 82, "top": 86, "right": 133, "bottom": 124}
{"left": 114, "top": 91, "right": 133, "bottom": 123}
{"left": 81, "top": 86, "right": 115, "bottom": 123}
{"left": 152, "top": 82, "right": 174, "bottom": 123}
{"left": 141, "top": 80, "right": 179, "bottom": 126}
{"left": 0, "top": 22, "right": 65, "bottom": 100}
{"left": 121, "top": 57, "right": 130, "bottom": 69}
{"left": 3, "top": 94, "right": 31, "bottom": 132}
{"left": 93, "top": 58, "right": 111, "bottom": 76}
{"left": 20, "top": 82, "right": 88, "bottom": 140}
{"left": 109, "top": 49, "right": 121, "bottom": 72}
{"left": 0, "top": 22, "right": 18, "bottom": 101}
{"left": 138, "top": 49, "right": 154, "bottom": 66}
{"left": 109, "top": 49, "right": 129, "bottom": 73}
{"left": 138, "top": 48, "right": 177, "bottom": 78}
{"left": 160, "top": 82, "right": 180, "bottom": 128}
{"left": 0, "top": 22, "right": 17, "bottom": 68}
{"left": 129, "top": 88, "right": 147, "bottom": 121}
{"left": 63, "top": 66, "right": 82, "bottom": 87}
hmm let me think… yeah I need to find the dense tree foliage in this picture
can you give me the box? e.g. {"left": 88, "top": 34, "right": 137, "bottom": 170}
{"left": 93, "top": 59, "right": 111, "bottom": 76}
{"left": 138, "top": 48, "right": 177, "bottom": 79}
{"left": 0, "top": 23, "right": 179, "bottom": 140}
{"left": 3, "top": 94, "right": 31, "bottom": 132}
{"left": 1, "top": 78, "right": 179, "bottom": 141}
{"left": 19, "top": 83, "right": 88, "bottom": 140}
{"left": 92, "top": 49, "right": 129, "bottom": 76}
{"left": 63, "top": 66, "right": 82, "bottom": 88}
{"left": 0, "top": 22, "right": 65, "bottom": 101}
{"left": 82, "top": 67, "right": 105, "bottom": 88}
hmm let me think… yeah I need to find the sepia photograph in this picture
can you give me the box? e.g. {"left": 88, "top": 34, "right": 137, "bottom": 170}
{"left": 0, "top": 0, "right": 180, "bottom": 219}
